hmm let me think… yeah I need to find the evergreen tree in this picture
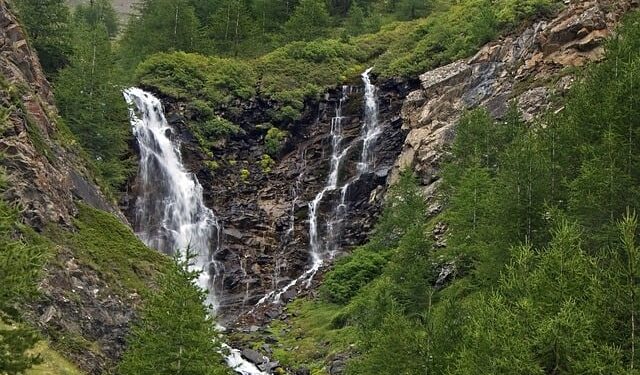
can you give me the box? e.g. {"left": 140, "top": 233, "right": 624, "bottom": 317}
{"left": 395, "top": 0, "right": 431, "bottom": 20}
{"left": 55, "top": 9, "right": 132, "bottom": 191}
{"left": 205, "top": 0, "right": 254, "bottom": 56}
{"left": 119, "top": 0, "right": 201, "bottom": 69}
{"left": 13, "top": 0, "right": 73, "bottom": 76}
{"left": 345, "top": 1, "right": 365, "bottom": 36}
{"left": 284, "top": 0, "right": 330, "bottom": 41}
{"left": 118, "top": 251, "right": 228, "bottom": 375}
{"left": 74, "top": 0, "right": 119, "bottom": 38}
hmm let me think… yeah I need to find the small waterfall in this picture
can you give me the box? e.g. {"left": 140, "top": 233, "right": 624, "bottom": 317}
{"left": 357, "top": 67, "right": 381, "bottom": 173}
{"left": 253, "top": 70, "right": 382, "bottom": 307}
{"left": 123, "top": 87, "right": 222, "bottom": 308}
{"left": 124, "top": 88, "right": 266, "bottom": 375}
{"left": 328, "top": 68, "right": 381, "bottom": 255}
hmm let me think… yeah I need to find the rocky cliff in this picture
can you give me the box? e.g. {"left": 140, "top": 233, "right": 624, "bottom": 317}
{"left": 131, "top": 79, "right": 414, "bottom": 324}
{"left": 1, "top": 1, "right": 146, "bottom": 373}
{"left": 0, "top": 0, "right": 122, "bottom": 229}
{"left": 395, "top": 0, "right": 638, "bottom": 200}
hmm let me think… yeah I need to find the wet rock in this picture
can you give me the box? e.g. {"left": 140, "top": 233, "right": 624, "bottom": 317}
{"left": 241, "top": 348, "right": 267, "bottom": 365}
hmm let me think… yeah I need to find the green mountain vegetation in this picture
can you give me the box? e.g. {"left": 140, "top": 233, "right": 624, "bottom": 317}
{"left": 6, "top": 0, "right": 640, "bottom": 373}
{"left": 255, "top": 11, "right": 640, "bottom": 374}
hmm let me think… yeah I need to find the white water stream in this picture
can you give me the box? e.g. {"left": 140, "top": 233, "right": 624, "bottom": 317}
{"left": 254, "top": 68, "right": 382, "bottom": 307}
{"left": 123, "top": 68, "right": 380, "bottom": 374}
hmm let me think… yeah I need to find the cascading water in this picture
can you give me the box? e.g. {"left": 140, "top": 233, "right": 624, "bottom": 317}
{"left": 254, "top": 69, "right": 381, "bottom": 307}
{"left": 328, "top": 68, "right": 381, "bottom": 255}
{"left": 253, "top": 86, "right": 351, "bottom": 307}
{"left": 124, "top": 88, "right": 266, "bottom": 375}
{"left": 357, "top": 67, "right": 382, "bottom": 173}
{"left": 123, "top": 87, "right": 222, "bottom": 308}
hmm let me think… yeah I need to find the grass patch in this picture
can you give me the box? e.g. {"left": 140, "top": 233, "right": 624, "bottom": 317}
{"left": 45, "top": 204, "right": 170, "bottom": 296}
{"left": 26, "top": 340, "right": 84, "bottom": 375}
{"left": 268, "top": 298, "right": 357, "bottom": 374}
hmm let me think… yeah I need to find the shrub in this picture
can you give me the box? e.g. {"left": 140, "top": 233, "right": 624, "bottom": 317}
{"left": 320, "top": 249, "right": 390, "bottom": 304}
{"left": 264, "top": 127, "right": 289, "bottom": 156}
{"left": 259, "top": 154, "right": 275, "bottom": 173}
{"left": 240, "top": 168, "right": 250, "bottom": 183}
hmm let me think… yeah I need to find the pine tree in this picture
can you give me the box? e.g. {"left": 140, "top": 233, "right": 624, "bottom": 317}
{"left": 118, "top": 251, "right": 228, "bottom": 375}
{"left": 284, "top": 0, "right": 330, "bottom": 41}
{"left": 345, "top": 1, "right": 365, "bottom": 36}
{"left": 119, "top": 0, "right": 201, "bottom": 69}
{"left": 13, "top": 0, "right": 73, "bottom": 76}
{"left": 55, "top": 14, "right": 132, "bottom": 191}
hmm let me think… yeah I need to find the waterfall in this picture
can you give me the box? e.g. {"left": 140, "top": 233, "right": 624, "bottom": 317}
{"left": 357, "top": 67, "right": 381, "bottom": 173}
{"left": 124, "top": 88, "right": 266, "bottom": 375}
{"left": 254, "top": 69, "right": 381, "bottom": 306}
{"left": 328, "top": 68, "right": 381, "bottom": 255}
{"left": 123, "top": 87, "right": 222, "bottom": 308}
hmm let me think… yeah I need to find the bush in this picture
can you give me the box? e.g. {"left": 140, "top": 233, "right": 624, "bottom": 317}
{"left": 259, "top": 154, "right": 275, "bottom": 173}
{"left": 264, "top": 127, "right": 289, "bottom": 156}
{"left": 136, "top": 52, "right": 257, "bottom": 107}
{"left": 320, "top": 249, "right": 390, "bottom": 304}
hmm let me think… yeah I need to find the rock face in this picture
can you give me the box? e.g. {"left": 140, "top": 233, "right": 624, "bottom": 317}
{"left": 136, "top": 79, "right": 412, "bottom": 324}
{"left": 0, "top": 0, "right": 122, "bottom": 229}
{"left": 1, "top": 1, "right": 135, "bottom": 373}
{"left": 394, "top": 0, "right": 638, "bottom": 197}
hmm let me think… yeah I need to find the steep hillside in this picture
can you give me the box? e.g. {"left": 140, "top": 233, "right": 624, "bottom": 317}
{"left": 0, "top": 1, "right": 176, "bottom": 373}
{"left": 4, "top": 0, "right": 640, "bottom": 374}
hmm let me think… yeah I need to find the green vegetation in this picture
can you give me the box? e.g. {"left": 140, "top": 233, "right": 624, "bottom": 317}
{"left": 273, "top": 10, "right": 640, "bottom": 374}
{"left": 0, "top": 171, "right": 46, "bottom": 373}
{"left": 267, "top": 299, "right": 357, "bottom": 373}
{"left": 240, "top": 168, "right": 251, "bottom": 183}
{"left": 13, "top": 0, "right": 72, "bottom": 76}
{"left": 264, "top": 127, "right": 288, "bottom": 156}
{"left": 118, "top": 252, "right": 230, "bottom": 375}
{"left": 45, "top": 204, "right": 170, "bottom": 296}
{"left": 120, "top": 0, "right": 560, "bottom": 124}
{"left": 259, "top": 154, "right": 275, "bottom": 173}
{"left": 25, "top": 340, "right": 83, "bottom": 375}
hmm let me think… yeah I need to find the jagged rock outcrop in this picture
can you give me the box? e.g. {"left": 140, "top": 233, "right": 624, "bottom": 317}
{"left": 0, "top": 0, "right": 122, "bottom": 228}
{"left": 1, "top": 1, "right": 138, "bottom": 373}
{"left": 394, "top": 0, "right": 638, "bottom": 197}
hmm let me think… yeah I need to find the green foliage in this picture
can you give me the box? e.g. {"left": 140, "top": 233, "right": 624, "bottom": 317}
{"left": 118, "top": 252, "right": 229, "bottom": 375}
{"left": 136, "top": 52, "right": 257, "bottom": 106}
{"left": 265, "top": 298, "right": 357, "bottom": 372}
{"left": 119, "top": 0, "right": 201, "bottom": 69}
{"left": 240, "top": 168, "right": 250, "bottom": 182}
{"left": 0, "top": 173, "right": 46, "bottom": 373}
{"left": 14, "top": 0, "right": 73, "bottom": 76}
{"left": 259, "top": 154, "right": 275, "bottom": 173}
{"left": 73, "top": 0, "right": 119, "bottom": 37}
{"left": 264, "top": 127, "right": 289, "bottom": 156}
{"left": 284, "top": 0, "right": 330, "bottom": 41}
{"left": 55, "top": 14, "right": 133, "bottom": 192}
{"left": 320, "top": 248, "right": 389, "bottom": 304}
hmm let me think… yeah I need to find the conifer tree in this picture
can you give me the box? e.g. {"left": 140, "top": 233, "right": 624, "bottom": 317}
{"left": 118, "top": 251, "right": 228, "bottom": 375}
{"left": 284, "top": 0, "right": 330, "bottom": 41}
{"left": 13, "top": 0, "right": 73, "bottom": 76}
